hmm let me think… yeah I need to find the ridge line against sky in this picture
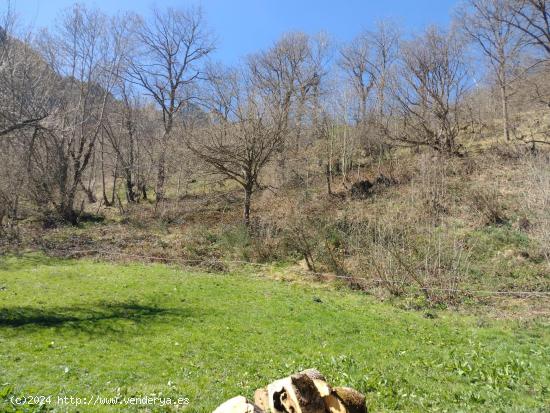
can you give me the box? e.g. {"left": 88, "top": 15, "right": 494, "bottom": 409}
{"left": 11, "top": 0, "right": 459, "bottom": 64}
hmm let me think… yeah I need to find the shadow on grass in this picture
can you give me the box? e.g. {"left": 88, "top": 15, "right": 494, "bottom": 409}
{"left": 0, "top": 301, "right": 201, "bottom": 332}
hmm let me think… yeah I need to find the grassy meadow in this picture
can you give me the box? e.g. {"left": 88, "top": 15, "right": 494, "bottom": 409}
{"left": 0, "top": 254, "right": 548, "bottom": 412}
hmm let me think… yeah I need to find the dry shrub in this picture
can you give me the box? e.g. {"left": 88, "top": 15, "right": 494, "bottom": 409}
{"left": 348, "top": 221, "right": 408, "bottom": 296}
{"left": 283, "top": 214, "right": 349, "bottom": 275}
{"left": 469, "top": 187, "right": 508, "bottom": 226}
{"left": 522, "top": 154, "right": 550, "bottom": 263}
{"left": 409, "top": 152, "right": 451, "bottom": 223}
{"left": 279, "top": 197, "right": 353, "bottom": 276}
{"left": 283, "top": 216, "right": 320, "bottom": 272}
{"left": 248, "top": 218, "right": 283, "bottom": 263}
{"left": 180, "top": 225, "right": 221, "bottom": 263}
{"left": 155, "top": 201, "right": 186, "bottom": 225}
{"left": 282, "top": 203, "right": 470, "bottom": 305}
{"left": 348, "top": 218, "right": 470, "bottom": 305}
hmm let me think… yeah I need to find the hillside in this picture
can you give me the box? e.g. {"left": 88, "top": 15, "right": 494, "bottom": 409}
{"left": 8, "top": 127, "right": 547, "bottom": 317}
{"left": 2, "top": 2, "right": 550, "bottom": 413}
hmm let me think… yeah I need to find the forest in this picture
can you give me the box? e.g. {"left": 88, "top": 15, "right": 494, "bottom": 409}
{"left": 0, "top": 1, "right": 549, "bottom": 410}
{"left": 1, "top": 0, "right": 549, "bottom": 304}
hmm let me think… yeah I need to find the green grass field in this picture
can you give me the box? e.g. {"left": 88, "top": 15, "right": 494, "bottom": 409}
{"left": 0, "top": 254, "right": 548, "bottom": 412}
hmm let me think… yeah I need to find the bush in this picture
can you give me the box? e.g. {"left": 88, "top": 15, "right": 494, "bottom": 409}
{"left": 348, "top": 218, "right": 470, "bottom": 305}
{"left": 522, "top": 154, "right": 550, "bottom": 263}
{"left": 409, "top": 153, "right": 451, "bottom": 224}
{"left": 469, "top": 187, "right": 507, "bottom": 226}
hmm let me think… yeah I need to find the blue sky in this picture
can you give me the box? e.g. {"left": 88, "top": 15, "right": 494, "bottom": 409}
{"left": 12, "top": 0, "right": 460, "bottom": 63}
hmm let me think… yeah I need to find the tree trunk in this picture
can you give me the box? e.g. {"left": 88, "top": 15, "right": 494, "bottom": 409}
{"left": 141, "top": 183, "right": 148, "bottom": 200}
{"left": 110, "top": 159, "right": 118, "bottom": 206}
{"left": 500, "top": 82, "right": 511, "bottom": 141}
{"left": 156, "top": 145, "right": 166, "bottom": 203}
{"left": 124, "top": 168, "right": 136, "bottom": 203}
{"left": 156, "top": 119, "right": 173, "bottom": 203}
{"left": 243, "top": 186, "right": 252, "bottom": 227}
{"left": 59, "top": 196, "right": 78, "bottom": 225}
{"left": 325, "top": 163, "right": 332, "bottom": 195}
{"left": 277, "top": 154, "right": 286, "bottom": 187}
{"left": 100, "top": 135, "right": 112, "bottom": 207}
{"left": 59, "top": 165, "right": 82, "bottom": 225}
{"left": 80, "top": 181, "right": 97, "bottom": 203}
{"left": 82, "top": 151, "right": 97, "bottom": 203}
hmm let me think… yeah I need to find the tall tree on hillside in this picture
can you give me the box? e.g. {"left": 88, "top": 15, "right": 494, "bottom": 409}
{"left": 499, "top": 0, "right": 549, "bottom": 145}
{"left": 390, "top": 26, "right": 470, "bottom": 154}
{"left": 32, "top": 4, "right": 119, "bottom": 223}
{"left": 127, "top": 7, "right": 214, "bottom": 203}
{"left": 102, "top": 83, "right": 149, "bottom": 203}
{"left": 339, "top": 32, "right": 375, "bottom": 126}
{"left": 339, "top": 21, "right": 400, "bottom": 157}
{"left": 503, "top": 0, "right": 550, "bottom": 56}
{"left": 457, "top": 0, "right": 526, "bottom": 141}
{"left": 0, "top": 8, "right": 51, "bottom": 138}
{"left": 247, "top": 33, "right": 325, "bottom": 185}
{"left": 369, "top": 21, "right": 401, "bottom": 118}
{"left": 338, "top": 23, "right": 400, "bottom": 122}
{"left": 188, "top": 67, "right": 286, "bottom": 227}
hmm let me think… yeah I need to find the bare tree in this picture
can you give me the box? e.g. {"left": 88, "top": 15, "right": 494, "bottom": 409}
{"left": 370, "top": 21, "right": 401, "bottom": 118}
{"left": 458, "top": 0, "right": 526, "bottom": 141}
{"left": 502, "top": 0, "right": 550, "bottom": 56}
{"left": 247, "top": 32, "right": 325, "bottom": 185}
{"left": 500, "top": 0, "right": 550, "bottom": 146}
{"left": 126, "top": 6, "right": 214, "bottom": 203}
{"left": 338, "top": 22, "right": 399, "bottom": 157}
{"left": 0, "top": 7, "right": 51, "bottom": 138}
{"left": 30, "top": 4, "right": 119, "bottom": 223}
{"left": 189, "top": 68, "right": 285, "bottom": 227}
{"left": 339, "top": 23, "right": 400, "bottom": 121}
{"left": 95, "top": 16, "right": 153, "bottom": 204}
{"left": 390, "top": 26, "right": 470, "bottom": 154}
{"left": 339, "top": 32, "right": 375, "bottom": 126}
{"left": 101, "top": 83, "right": 146, "bottom": 203}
